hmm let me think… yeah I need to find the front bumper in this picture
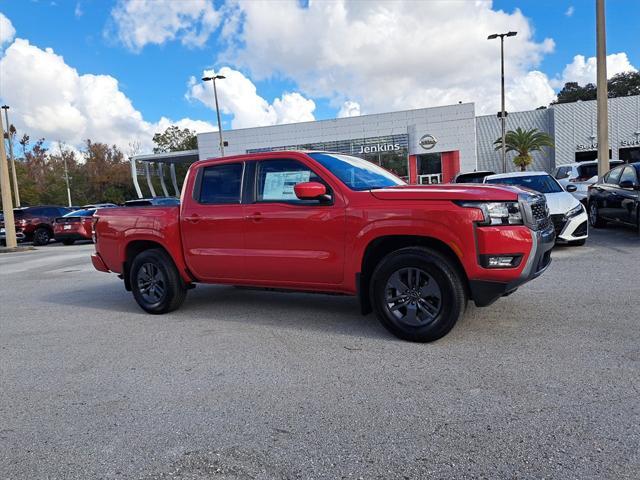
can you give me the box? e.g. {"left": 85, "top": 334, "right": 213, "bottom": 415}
{"left": 556, "top": 210, "right": 589, "bottom": 242}
{"left": 470, "top": 222, "right": 555, "bottom": 307}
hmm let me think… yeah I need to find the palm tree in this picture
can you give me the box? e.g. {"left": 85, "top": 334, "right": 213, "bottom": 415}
{"left": 494, "top": 127, "right": 554, "bottom": 171}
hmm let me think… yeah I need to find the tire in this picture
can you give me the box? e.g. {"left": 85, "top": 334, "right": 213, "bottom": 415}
{"left": 32, "top": 227, "right": 51, "bottom": 246}
{"left": 62, "top": 239, "right": 75, "bottom": 246}
{"left": 588, "top": 201, "right": 607, "bottom": 228}
{"left": 129, "top": 248, "right": 187, "bottom": 314}
{"left": 569, "top": 239, "right": 586, "bottom": 246}
{"left": 370, "top": 247, "right": 467, "bottom": 342}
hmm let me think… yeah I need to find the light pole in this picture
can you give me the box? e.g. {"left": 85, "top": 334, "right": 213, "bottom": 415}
{"left": 1, "top": 105, "right": 20, "bottom": 207}
{"left": 202, "top": 74, "right": 226, "bottom": 157}
{"left": 58, "top": 141, "right": 72, "bottom": 207}
{"left": 488, "top": 31, "right": 517, "bottom": 173}
{"left": 596, "top": 0, "right": 609, "bottom": 178}
{"left": 0, "top": 109, "right": 17, "bottom": 248}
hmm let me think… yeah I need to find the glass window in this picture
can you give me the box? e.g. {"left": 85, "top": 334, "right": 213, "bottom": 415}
{"left": 619, "top": 166, "right": 638, "bottom": 186}
{"left": 555, "top": 167, "right": 569, "bottom": 179}
{"left": 309, "top": 153, "right": 405, "bottom": 191}
{"left": 199, "top": 163, "right": 243, "bottom": 204}
{"left": 606, "top": 167, "right": 623, "bottom": 185}
{"left": 64, "top": 209, "right": 96, "bottom": 217}
{"left": 485, "top": 174, "right": 563, "bottom": 193}
{"left": 256, "top": 159, "right": 326, "bottom": 203}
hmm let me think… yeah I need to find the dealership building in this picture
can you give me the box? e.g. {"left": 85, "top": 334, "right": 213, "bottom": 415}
{"left": 132, "top": 94, "right": 640, "bottom": 196}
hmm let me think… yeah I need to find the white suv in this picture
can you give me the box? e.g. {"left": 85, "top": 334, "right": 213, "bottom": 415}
{"left": 553, "top": 160, "right": 624, "bottom": 204}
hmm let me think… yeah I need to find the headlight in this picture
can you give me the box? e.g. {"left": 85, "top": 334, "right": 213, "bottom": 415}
{"left": 458, "top": 201, "right": 523, "bottom": 226}
{"left": 565, "top": 203, "right": 584, "bottom": 218}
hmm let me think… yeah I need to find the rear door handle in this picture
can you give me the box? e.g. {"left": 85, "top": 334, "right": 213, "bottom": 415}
{"left": 245, "top": 212, "right": 262, "bottom": 222}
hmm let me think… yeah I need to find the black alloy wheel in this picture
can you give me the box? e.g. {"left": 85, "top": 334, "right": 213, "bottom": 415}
{"left": 384, "top": 267, "right": 442, "bottom": 327}
{"left": 32, "top": 227, "right": 51, "bottom": 246}
{"left": 370, "top": 247, "right": 466, "bottom": 342}
{"left": 130, "top": 248, "right": 187, "bottom": 314}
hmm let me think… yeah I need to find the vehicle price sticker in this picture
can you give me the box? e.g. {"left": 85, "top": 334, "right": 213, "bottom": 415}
{"left": 64, "top": 225, "right": 72, "bottom": 230}
{"left": 262, "top": 171, "right": 311, "bottom": 200}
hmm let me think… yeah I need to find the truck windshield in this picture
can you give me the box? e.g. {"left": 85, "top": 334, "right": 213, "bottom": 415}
{"left": 308, "top": 153, "right": 405, "bottom": 191}
{"left": 486, "top": 174, "right": 563, "bottom": 193}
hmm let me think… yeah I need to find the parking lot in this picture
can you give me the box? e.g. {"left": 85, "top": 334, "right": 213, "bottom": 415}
{"left": 1, "top": 228, "right": 638, "bottom": 479}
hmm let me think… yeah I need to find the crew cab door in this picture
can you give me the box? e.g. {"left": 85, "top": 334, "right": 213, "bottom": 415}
{"left": 181, "top": 162, "right": 247, "bottom": 281}
{"left": 242, "top": 158, "right": 346, "bottom": 286}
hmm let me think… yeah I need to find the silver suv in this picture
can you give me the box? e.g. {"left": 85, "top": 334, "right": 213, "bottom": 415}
{"left": 553, "top": 160, "right": 624, "bottom": 204}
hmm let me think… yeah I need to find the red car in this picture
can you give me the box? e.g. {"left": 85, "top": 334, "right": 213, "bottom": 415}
{"left": 92, "top": 151, "right": 554, "bottom": 342}
{"left": 54, "top": 208, "right": 99, "bottom": 245}
{"left": 1, "top": 205, "right": 72, "bottom": 245}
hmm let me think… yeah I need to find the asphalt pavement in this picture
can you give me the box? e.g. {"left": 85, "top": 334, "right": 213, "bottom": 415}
{"left": 1, "top": 230, "right": 639, "bottom": 479}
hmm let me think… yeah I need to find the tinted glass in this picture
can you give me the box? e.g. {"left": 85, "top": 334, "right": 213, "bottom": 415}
{"left": 607, "top": 167, "right": 623, "bottom": 185}
{"left": 577, "top": 164, "right": 598, "bottom": 179}
{"left": 155, "top": 198, "right": 180, "bottom": 205}
{"left": 199, "top": 163, "right": 243, "bottom": 204}
{"left": 455, "top": 172, "right": 493, "bottom": 183}
{"left": 555, "top": 167, "right": 570, "bottom": 179}
{"left": 256, "top": 159, "right": 325, "bottom": 203}
{"left": 619, "top": 166, "right": 638, "bottom": 185}
{"left": 486, "top": 175, "right": 563, "bottom": 193}
{"left": 64, "top": 209, "right": 96, "bottom": 217}
{"left": 309, "top": 153, "right": 405, "bottom": 191}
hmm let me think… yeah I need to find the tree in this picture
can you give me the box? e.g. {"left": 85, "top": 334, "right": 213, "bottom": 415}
{"left": 554, "top": 71, "right": 640, "bottom": 104}
{"left": 152, "top": 126, "right": 197, "bottom": 153}
{"left": 18, "top": 133, "right": 30, "bottom": 158}
{"left": 494, "top": 127, "right": 555, "bottom": 171}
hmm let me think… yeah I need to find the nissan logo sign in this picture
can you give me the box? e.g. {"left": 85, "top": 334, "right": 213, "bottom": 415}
{"left": 419, "top": 134, "right": 437, "bottom": 150}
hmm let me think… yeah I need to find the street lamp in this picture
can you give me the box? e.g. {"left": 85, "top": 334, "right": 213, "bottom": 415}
{"left": 202, "top": 74, "right": 226, "bottom": 157}
{"left": 1, "top": 105, "right": 20, "bottom": 206}
{"left": 488, "top": 31, "right": 517, "bottom": 173}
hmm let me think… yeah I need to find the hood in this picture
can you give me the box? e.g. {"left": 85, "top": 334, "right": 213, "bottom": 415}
{"left": 369, "top": 184, "right": 523, "bottom": 202}
{"left": 544, "top": 192, "right": 581, "bottom": 215}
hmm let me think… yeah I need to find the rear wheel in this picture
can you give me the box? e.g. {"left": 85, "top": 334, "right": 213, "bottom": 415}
{"left": 588, "top": 202, "right": 606, "bottom": 228}
{"left": 370, "top": 247, "right": 466, "bottom": 342}
{"left": 32, "top": 227, "right": 51, "bottom": 246}
{"left": 130, "top": 248, "right": 187, "bottom": 314}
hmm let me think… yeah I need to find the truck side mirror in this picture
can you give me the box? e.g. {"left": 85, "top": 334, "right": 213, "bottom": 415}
{"left": 294, "top": 182, "right": 327, "bottom": 200}
{"left": 566, "top": 184, "right": 577, "bottom": 193}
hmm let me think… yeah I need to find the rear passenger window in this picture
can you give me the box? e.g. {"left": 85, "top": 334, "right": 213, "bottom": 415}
{"left": 606, "top": 167, "right": 623, "bottom": 185}
{"left": 619, "top": 167, "right": 638, "bottom": 185}
{"left": 198, "top": 163, "right": 243, "bottom": 204}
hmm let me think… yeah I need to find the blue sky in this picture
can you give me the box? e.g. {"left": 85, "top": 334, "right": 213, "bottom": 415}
{"left": 0, "top": 0, "right": 638, "bottom": 152}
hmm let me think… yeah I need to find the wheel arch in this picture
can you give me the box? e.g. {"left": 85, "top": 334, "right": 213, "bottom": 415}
{"left": 123, "top": 240, "right": 184, "bottom": 291}
{"left": 358, "top": 235, "right": 469, "bottom": 314}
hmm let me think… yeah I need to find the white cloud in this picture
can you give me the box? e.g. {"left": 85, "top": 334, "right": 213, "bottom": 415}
{"left": 0, "top": 12, "right": 16, "bottom": 47}
{"left": 565, "top": 6, "right": 575, "bottom": 17}
{"left": 222, "top": 0, "right": 557, "bottom": 115}
{"left": 186, "top": 66, "right": 316, "bottom": 128}
{"left": 108, "top": 0, "right": 221, "bottom": 52}
{"left": 338, "top": 101, "right": 361, "bottom": 118}
{"left": 0, "top": 38, "right": 214, "bottom": 153}
{"left": 554, "top": 52, "right": 638, "bottom": 87}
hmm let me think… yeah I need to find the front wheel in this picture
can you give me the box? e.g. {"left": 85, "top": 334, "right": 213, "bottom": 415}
{"left": 370, "top": 247, "right": 467, "bottom": 342}
{"left": 589, "top": 202, "right": 606, "bottom": 228}
{"left": 130, "top": 248, "right": 187, "bottom": 314}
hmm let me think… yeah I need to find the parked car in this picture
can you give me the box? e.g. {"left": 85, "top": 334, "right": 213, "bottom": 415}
{"left": 91, "top": 151, "right": 555, "bottom": 343}
{"left": 587, "top": 162, "right": 640, "bottom": 232}
{"left": 54, "top": 207, "right": 115, "bottom": 245}
{"left": 0, "top": 212, "right": 26, "bottom": 245}
{"left": 124, "top": 197, "right": 180, "bottom": 207}
{"left": 453, "top": 170, "right": 496, "bottom": 184}
{"left": 1, "top": 206, "right": 72, "bottom": 245}
{"left": 484, "top": 171, "right": 588, "bottom": 245}
{"left": 553, "top": 160, "right": 624, "bottom": 204}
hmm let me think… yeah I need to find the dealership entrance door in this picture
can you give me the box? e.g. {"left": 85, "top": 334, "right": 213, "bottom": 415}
{"left": 620, "top": 146, "right": 640, "bottom": 162}
{"left": 408, "top": 151, "right": 460, "bottom": 184}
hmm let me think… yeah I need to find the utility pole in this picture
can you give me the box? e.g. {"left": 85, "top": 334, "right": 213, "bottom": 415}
{"left": 0, "top": 110, "right": 17, "bottom": 248}
{"left": 1, "top": 106, "right": 20, "bottom": 207}
{"left": 59, "top": 142, "right": 72, "bottom": 207}
{"left": 488, "top": 31, "right": 517, "bottom": 173}
{"left": 596, "top": 0, "right": 610, "bottom": 178}
{"left": 202, "top": 74, "right": 226, "bottom": 157}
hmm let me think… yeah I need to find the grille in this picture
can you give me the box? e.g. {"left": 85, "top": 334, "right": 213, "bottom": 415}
{"left": 550, "top": 214, "right": 566, "bottom": 236}
{"left": 528, "top": 196, "right": 551, "bottom": 231}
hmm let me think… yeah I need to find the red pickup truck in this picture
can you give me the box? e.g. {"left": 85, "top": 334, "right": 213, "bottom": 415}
{"left": 92, "top": 151, "right": 554, "bottom": 342}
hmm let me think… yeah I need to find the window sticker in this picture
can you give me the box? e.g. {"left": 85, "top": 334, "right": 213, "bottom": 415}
{"left": 262, "top": 171, "right": 311, "bottom": 200}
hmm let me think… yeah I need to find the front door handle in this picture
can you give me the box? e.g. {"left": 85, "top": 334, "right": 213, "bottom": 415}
{"left": 245, "top": 212, "right": 262, "bottom": 222}
{"left": 185, "top": 214, "right": 200, "bottom": 223}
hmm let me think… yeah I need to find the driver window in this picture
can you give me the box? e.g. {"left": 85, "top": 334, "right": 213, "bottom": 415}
{"left": 619, "top": 166, "right": 638, "bottom": 186}
{"left": 255, "top": 159, "right": 331, "bottom": 204}
{"left": 606, "top": 167, "right": 623, "bottom": 185}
